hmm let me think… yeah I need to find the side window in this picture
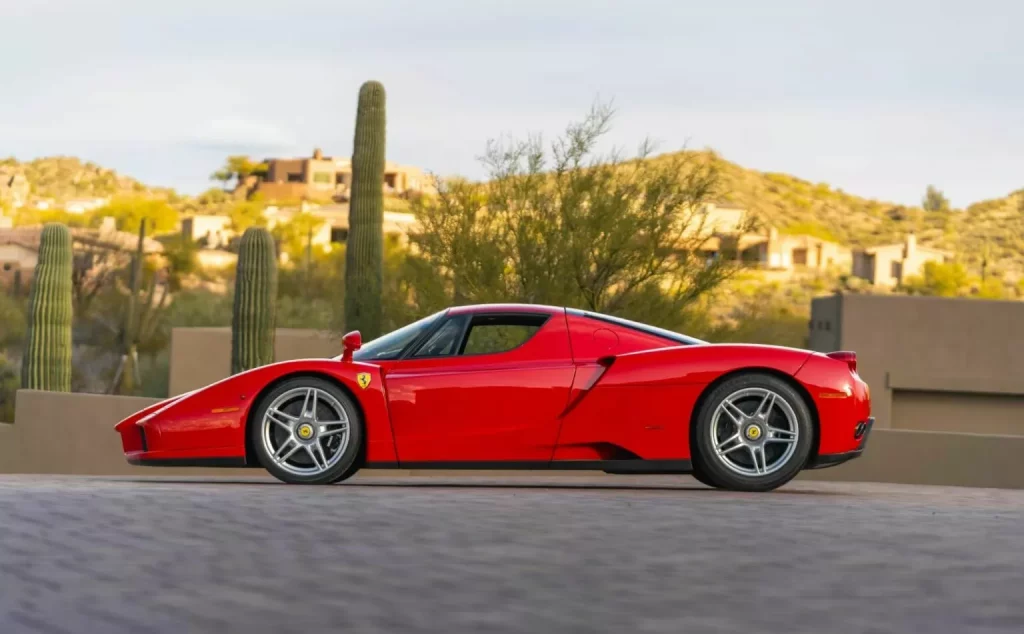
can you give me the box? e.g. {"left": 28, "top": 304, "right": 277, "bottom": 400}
{"left": 460, "top": 314, "right": 548, "bottom": 356}
{"left": 412, "top": 316, "right": 467, "bottom": 358}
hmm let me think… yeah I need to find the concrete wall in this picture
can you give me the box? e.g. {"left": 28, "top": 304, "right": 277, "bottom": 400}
{"left": 3, "top": 389, "right": 1024, "bottom": 488}
{"left": 810, "top": 293, "right": 1024, "bottom": 434}
{"left": 797, "top": 429, "right": 1024, "bottom": 489}
{"left": 168, "top": 327, "right": 339, "bottom": 396}
{"left": 0, "top": 390, "right": 254, "bottom": 476}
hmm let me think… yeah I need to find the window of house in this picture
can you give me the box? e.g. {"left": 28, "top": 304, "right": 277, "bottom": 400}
{"left": 384, "top": 173, "right": 397, "bottom": 188}
{"left": 891, "top": 261, "right": 903, "bottom": 280}
{"left": 460, "top": 314, "right": 547, "bottom": 355}
{"left": 330, "top": 228, "right": 349, "bottom": 243}
{"left": 313, "top": 172, "right": 333, "bottom": 184}
{"left": 792, "top": 248, "right": 808, "bottom": 266}
{"left": 287, "top": 173, "right": 304, "bottom": 183}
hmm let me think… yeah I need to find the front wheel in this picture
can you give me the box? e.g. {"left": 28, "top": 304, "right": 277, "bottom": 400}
{"left": 251, "top": 377, "right": 364, "bottom": 484}
{"left": 692, "top": 373, "right": 813, "bottom": 492}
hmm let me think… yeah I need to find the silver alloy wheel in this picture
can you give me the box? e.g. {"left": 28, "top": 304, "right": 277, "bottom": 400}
{"left": 261, "top": 387, "right": 351, "bottom": 477}
{"left": 710, "top": 387, "right": 799, "bottom": 477}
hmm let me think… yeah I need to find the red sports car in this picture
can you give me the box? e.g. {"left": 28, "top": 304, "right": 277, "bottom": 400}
{"left": 115, "top": 304, "right": 873, "bottom": 491}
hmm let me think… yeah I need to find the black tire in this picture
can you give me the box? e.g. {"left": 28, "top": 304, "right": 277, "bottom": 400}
{"left": 692, "top": 373, "right": 813, "bottom": 492}
{"left": 250, "top": 376, "right": 364, "bottom": 484}
{"left": 689, "top": 462, "right": 719, "bottom": 488}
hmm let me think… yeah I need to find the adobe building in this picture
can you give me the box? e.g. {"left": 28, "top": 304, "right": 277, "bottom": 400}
{"left": 809, "top": 293, "right": 1024, "bottom": 436}
{"left": 691, "top": 204, "right": 853, "bottom": 275}
{"left": 251, "top": 148, "right": 435, "bottom": 203}
{"left": 851, "top": 233, "right": 950, "bottom": 287}
{"left": 0, "top": 220, "right": 164, "bottom": 289}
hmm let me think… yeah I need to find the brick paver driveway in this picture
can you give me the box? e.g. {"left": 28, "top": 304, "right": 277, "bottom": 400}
{"left": 2, "top": 474, "right": 1023, "bottom": 634}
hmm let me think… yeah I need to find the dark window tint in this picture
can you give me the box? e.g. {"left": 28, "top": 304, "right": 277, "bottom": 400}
{"left": 412, "top": 316, "right": 468, "bottom": 357}
{"left": 460, "top": 314, "right": 548, "bottom": 355}
{"left": 352, "top": 311, "right": 444, "bottom": 361}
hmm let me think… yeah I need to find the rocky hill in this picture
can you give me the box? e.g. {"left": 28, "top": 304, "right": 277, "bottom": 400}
{"left": 693, "top": 152, "right": 1024, "bottom": 285}
{"left": 0, "top": 156, "right": 172, "bottom": 204}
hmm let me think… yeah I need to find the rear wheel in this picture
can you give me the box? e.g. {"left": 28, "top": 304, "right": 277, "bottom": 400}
{"left": 692, "top": 373, "right": 812, "bottom": 492}
{"left": 251, "top": 377, "right": 363, "bottom": 484}
{"left": 689, "top": 462, "right": 718, "bottom": 488}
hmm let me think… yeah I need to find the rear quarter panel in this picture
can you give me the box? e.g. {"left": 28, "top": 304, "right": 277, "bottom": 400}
{"left": 555, "top": 344, "right": 814, "bottom": 460}
{"left": 794, "top": 353, "right": 872, "bottom": 455}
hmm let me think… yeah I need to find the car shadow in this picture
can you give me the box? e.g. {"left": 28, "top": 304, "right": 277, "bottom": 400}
{"left": 92, "top": 476, "right": 848, "bottom": 495}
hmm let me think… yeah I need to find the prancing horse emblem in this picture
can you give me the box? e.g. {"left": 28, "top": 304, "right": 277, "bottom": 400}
{"left": 357, "top": 373, "right": 371, "bottom": 389}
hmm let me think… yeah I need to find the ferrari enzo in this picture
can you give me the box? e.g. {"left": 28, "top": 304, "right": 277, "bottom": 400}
{"left": 115, "top": 304, "right": 873, "bottom": 491}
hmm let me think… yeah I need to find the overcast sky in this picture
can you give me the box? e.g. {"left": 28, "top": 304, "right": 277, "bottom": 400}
{"left": 2, "top": 0, "right": 1022, "bottom": 207}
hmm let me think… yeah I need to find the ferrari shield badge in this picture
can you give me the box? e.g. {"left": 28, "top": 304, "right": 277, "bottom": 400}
{"left": 357, "top": 372, "right": 372, "bottom": 389}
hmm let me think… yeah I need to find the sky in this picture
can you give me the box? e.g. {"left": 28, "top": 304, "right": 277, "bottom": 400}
{"left": 2, "top": 0, "right": 1022, "bottom": 207}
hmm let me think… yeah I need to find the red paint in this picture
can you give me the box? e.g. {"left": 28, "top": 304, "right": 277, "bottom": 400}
{"left": 115, "top": 304, "right": 872, "bottom": 470}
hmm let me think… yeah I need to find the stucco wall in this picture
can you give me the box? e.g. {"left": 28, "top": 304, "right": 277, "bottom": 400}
{"left": 169, "top": 327, "right": 339, "bottom": 396}
{"left": 810, "top": 293, "right": 1024, "bottom": 434}
{"left": 0, "top": 390, "right": 254, "bottom": 476}
{"left": 3, "top": 389, "right": 1024, "bottom": 488}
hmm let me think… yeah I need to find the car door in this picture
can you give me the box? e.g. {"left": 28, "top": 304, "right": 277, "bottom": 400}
{"left": 383, "top": 310, "right": 576, "bottom": 463}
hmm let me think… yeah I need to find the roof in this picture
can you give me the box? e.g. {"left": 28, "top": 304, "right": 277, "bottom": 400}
{"left": 859, "top": 242, "right": 952, "bottom": 258}
{"left": 0, "top": 225, "right": 164, "bottom": 254}
{"left": 447, "top": 303, "right": 564, "bottom": 316}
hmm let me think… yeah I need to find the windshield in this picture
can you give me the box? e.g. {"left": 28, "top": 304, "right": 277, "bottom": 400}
{"left": 351, "top": 311, "right": 445, "bottom": 361}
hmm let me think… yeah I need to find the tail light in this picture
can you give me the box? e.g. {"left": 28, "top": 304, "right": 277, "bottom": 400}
{"left": 826, "top": 351, "right": 857, "bottom": 374}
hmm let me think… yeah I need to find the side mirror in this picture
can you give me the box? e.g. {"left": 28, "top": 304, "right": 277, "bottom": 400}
{"left": 341, "top": 330, "right": 362, "bottom": 363}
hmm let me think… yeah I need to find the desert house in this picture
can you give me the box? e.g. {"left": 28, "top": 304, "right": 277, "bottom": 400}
{"left": 243, "top": 148, "right": 435, "bottom": 203}
{"left": 0, "top": 218, "right": 164, "bottom": 289}
{"left": 690, "top": 203, "right": 852, "bottom": 275}
{"left": 851, "top": 233, "right": 951, "bottom": 287}
{"left": 182, "top": 205, "right": 420, "bottom": 267}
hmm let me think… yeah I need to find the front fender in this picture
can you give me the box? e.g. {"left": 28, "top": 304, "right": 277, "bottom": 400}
{"left": 115, "top": 359, "right": 396, "bottom": 463}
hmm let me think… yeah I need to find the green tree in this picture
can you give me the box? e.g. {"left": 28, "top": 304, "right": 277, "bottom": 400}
{"left": 922, "top": 185, "right": 950, "bottom": 212}
{"left": 93, "top": 196, "right": 179, "bottom": 234}
{"left": 228, "top": 196, "right": 269, "bottom": 233}
{"left": 403, "top": 104, "right": 736, "bottom": 329}
{"left": 210, "top": 155, "right": 269, "bottom": 190}
{"left": 271, "top": 212, "right": 328, "bottom": 264}
{"left": 902, "top": 261, "right": 970, "bottom": 296}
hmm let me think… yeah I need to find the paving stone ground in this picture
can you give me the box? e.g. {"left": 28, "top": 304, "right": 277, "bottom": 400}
{"left": 1, "top": 474, "right": 1023, "bottom": 634}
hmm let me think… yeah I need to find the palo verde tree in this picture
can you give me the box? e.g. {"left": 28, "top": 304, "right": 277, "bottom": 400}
{"left": 405, "top": 103, "right": 744, "bottom": 331}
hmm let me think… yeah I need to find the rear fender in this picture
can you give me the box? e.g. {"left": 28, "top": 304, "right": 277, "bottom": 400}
{"left": 598, "top": 344, "right": 815, "bottom": 387}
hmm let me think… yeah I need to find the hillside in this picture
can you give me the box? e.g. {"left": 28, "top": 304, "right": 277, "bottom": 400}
{"left": 693, "top": 152, "right": 1024, "bottom": 285}
{"left": 6, "top": 152, "right": 1024, "bottom": 284}
{"left": 0, "top": 156, "right": 171, "bottom": 204}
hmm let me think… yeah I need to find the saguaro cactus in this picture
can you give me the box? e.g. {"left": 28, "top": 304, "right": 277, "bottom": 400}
{"left": 344, "top": 80, "right": 386, "bottom": 339}
{"left": 21, "top": 223, "right": 73, "bottom": 391}
{"left": 231, "top": 227, "right": 278, "bottom": 374}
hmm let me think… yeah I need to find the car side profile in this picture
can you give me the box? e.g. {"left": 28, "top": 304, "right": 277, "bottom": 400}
{"left": 114, "top": 304, "right": 873, "bottom": 491}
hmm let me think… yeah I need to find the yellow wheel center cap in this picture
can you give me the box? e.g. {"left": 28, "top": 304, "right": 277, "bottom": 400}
{"left": 745, "top": 425, "right": 762, "bottom": 440}
{"left": 297, "top": 424, "right": 314, "bottom": 439}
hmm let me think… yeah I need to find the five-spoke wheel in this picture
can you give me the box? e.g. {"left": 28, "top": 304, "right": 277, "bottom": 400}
{"left": 692, "top": 373, "right": 812, "bottom": 492}
{"left": 251, "top": 377, "right": 363, "bottom": 484}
